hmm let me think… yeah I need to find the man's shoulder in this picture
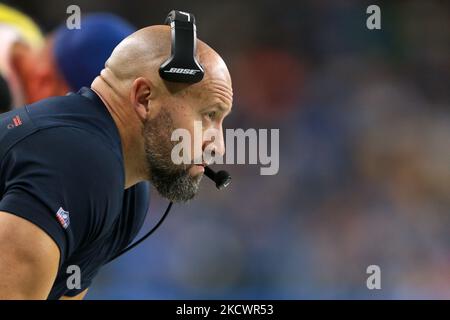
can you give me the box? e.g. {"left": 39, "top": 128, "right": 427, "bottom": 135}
{"left": 26, "top": 92, "right": 118, "bottom": 139}
{"left": 0, "top": 92, "right": 123, "bottom": 169}
{"left": 20, "top": 125, "right": 122, "bottom": 170}
{"left": 1, "top": 124, "right": 124, "bottom": 191}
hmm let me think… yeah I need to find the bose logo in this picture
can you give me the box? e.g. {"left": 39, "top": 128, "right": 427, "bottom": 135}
{"left": 164, "top": 67, "right": 200, "bottom": 75}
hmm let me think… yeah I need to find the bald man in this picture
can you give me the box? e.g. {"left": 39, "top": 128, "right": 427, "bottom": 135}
{"left": 0, "top": 25, "right": 233, "bottom": 299}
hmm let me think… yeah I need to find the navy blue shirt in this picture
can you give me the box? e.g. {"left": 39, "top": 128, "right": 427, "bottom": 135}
{"left": 0, "top": 88, "right": 150, "bottom": 299}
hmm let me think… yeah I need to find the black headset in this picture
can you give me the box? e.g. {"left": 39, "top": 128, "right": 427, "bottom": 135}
{"left": 159, "top": 10, "right": 204, "bottom": 83}
{"left": 107, "top": 10, "right": 231, "bottom": 263}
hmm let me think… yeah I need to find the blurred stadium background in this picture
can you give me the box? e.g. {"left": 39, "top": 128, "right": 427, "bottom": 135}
{"left": 3, "top": 0, "right": 450, "bottom": 299}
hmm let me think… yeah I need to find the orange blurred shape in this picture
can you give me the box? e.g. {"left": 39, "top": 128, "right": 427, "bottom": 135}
{"left": 233, "top": 49, "right": 305, "bottom": 123}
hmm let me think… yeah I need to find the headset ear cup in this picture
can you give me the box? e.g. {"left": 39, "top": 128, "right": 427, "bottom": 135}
{"left": 159, "top": 10, "right": 205, "bottom": 83}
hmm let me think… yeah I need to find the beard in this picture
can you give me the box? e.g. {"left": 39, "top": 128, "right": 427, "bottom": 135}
{"left": 143, "top": 109, "right": 202, "bottom": 202}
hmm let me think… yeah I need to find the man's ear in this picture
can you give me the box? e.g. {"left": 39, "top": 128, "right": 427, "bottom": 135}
{"left": 130, "top": 77, "right": 154, "bottom": 122}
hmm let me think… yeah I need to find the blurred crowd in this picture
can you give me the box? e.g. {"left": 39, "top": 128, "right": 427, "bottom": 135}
{"left": 2, "top": 0, "right": 450, "bottom": 299}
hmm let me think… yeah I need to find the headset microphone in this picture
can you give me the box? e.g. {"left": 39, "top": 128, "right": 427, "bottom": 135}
{"left": 204, "top": 166, "right": 231, "bottom": 190}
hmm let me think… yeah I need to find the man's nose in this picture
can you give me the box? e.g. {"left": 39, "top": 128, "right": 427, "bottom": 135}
{"left": 203, "top": 127, "right": 225, "bottom": 159}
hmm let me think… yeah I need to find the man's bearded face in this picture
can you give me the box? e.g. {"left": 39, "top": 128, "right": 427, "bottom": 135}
{"left": 143, "top": 108, "right": 202, "bottom": 202}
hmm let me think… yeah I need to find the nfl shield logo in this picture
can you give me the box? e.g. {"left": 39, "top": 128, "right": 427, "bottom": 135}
{"left": 55, "top": 207, "right": 70, "bottom": 229}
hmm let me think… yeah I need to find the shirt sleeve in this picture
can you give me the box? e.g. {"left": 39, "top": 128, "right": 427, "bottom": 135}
{"left": 0, "top": 126, "right": 125, "bottom": 267}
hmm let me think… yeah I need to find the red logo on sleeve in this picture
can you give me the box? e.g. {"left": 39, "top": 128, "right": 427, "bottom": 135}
{"left": 6, "top": 116, "right": 22, "bottom": 129}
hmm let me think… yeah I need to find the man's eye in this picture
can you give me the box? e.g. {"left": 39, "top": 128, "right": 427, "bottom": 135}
{"left": 206, "top": 111, "right": 217, "bottom": 120}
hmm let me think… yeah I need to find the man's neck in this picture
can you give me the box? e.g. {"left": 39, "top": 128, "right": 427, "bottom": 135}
{"left": 91, "top": 76, "right": 148, "bottom": 188}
